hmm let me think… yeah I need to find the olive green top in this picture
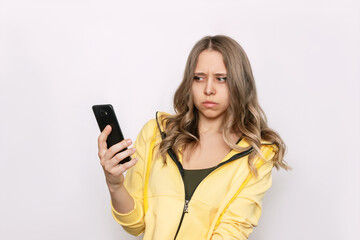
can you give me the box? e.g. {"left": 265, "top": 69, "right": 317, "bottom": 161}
{"left": 183, "top": 166, "right": 217, "bottom": 200}
{"left": 182, "top": 139, "right": 241, "bottom": 200}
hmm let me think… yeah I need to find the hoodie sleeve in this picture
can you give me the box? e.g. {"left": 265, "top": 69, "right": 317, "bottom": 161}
{"left": 209, "top": 145, "right": 275, "bottom": 240}
{"left": 110, "top": 119, "right": 157, "bottom": 236}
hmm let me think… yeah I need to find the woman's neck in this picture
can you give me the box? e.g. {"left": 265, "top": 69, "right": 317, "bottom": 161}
{"left": 198, "top": 114, "right": 225, "bottom": 134}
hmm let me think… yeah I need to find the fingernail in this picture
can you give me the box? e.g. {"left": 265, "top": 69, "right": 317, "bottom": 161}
{"left": 126, "top": 139, "right": 132, "bottom": 144}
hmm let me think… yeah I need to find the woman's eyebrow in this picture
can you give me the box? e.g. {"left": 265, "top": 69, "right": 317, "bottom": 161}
{"left": 214, "top": 73, "right": 227, "bottom": 76}
{"left": 194, "top": 72, "right": 227, "bottom": 76}
{"left": 194, "top": 72, "right": 206, "bottom": 76}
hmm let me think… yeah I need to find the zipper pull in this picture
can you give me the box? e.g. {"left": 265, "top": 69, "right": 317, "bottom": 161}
{"left": 184, "top": 200, "right": 189, "bottom": 213}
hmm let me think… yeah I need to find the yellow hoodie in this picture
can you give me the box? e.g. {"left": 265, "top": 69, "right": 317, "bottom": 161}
{"left": 111, "top": 114, "right": 276, "bottom": 240}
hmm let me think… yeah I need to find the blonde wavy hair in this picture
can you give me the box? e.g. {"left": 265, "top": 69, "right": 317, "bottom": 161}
{"left": 158, "top": 35, "right": 289, "bottom": 174}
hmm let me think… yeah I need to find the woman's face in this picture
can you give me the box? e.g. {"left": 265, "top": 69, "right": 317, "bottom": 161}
{"left": 191, "top": 50, "right": 230, "bottom": 121}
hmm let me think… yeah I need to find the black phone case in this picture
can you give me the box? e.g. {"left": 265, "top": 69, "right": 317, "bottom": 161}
{"left": 92, "top": 104, "right": 131, "bottom": 164}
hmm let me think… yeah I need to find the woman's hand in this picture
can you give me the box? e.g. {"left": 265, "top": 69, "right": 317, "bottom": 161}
{"left": 97, "top": 125, "right": 138, "bottom": 191}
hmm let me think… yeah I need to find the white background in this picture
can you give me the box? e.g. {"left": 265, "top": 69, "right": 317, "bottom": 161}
{"left": 0, "top": 0, "right": 359, "bottom": 239}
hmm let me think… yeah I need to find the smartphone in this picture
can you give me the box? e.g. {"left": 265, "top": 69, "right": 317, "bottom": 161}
{"left": 92, "top": 104, "right": 131, "bottom": 164}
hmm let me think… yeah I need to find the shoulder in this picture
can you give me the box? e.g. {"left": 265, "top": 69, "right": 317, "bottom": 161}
{"left": 240, "top": 138, "right": 277, "bottom": 163}
{"left": 260, "top": 139, "right": 277, "bottom": 150}
{"left": 138, "top": 112, "right": 173, "bottom": 137}
{"left": 240, "top": 138, "right": 277, "bottom": 153}
{"left": 259, "top": 140, "right": 278, "bottom": 165}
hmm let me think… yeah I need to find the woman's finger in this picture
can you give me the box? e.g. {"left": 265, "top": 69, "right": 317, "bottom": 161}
{"left": 109, "top": 148, "right": 136, "bottom": 166}
{"left": 111, "top": 157, "right": 139, "bottom": 176}
{"left": 104, "top": 138, "right": 133, "bottom": 160}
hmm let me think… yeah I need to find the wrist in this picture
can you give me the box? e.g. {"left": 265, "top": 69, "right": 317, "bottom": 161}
{"left": 107, "top": 182, "right": 124, "bottom": 193}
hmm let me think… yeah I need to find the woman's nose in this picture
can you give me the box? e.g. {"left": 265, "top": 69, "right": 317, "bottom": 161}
{"left": 204, "top": 78, "right": 215, "bottom": 95}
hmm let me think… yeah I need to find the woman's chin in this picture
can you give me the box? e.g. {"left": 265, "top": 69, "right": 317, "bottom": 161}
{"left": 199, "top": 110, "right": 226, "bottom": 120}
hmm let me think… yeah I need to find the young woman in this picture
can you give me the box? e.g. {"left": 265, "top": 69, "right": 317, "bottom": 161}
{"left": 97, "top": 35, "right": 289, "bottom": 240}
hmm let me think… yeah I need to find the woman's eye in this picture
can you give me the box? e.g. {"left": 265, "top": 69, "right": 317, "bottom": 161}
{"left": 217, "top": 77, "right": 227, "bottom": 82}
{"left": 194, "top": 76, "right": 204, "bottom": 81}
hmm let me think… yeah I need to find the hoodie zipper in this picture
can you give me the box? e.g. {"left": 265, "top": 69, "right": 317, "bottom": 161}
{"left": 173, "top": 199, "right": 189, "bottom": 239}
{"left": 169, "top": 147, "right": 254, "bottom": 240}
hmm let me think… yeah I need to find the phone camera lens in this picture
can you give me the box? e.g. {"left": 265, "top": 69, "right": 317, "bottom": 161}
{"left": 100, "top": 110, "right": 108, "bottom": 116}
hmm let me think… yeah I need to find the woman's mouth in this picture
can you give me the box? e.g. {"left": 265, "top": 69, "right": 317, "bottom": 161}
{"left": 202, "top": 101, "right": 217, "bottom": 108}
